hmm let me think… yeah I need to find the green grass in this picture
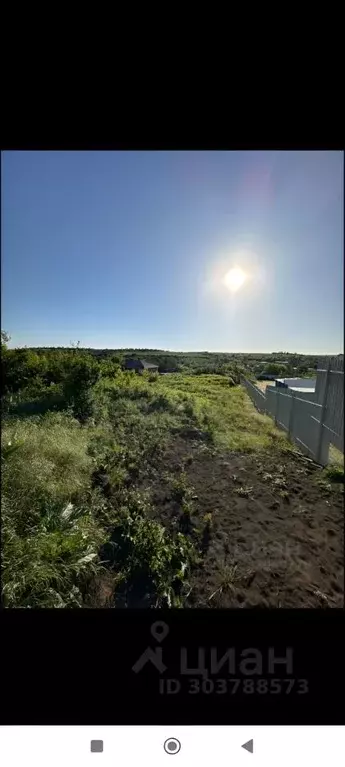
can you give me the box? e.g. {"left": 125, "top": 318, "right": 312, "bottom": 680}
{"left": 1, "top": 372, "right": 295, "bottom": 608}
{"left": 153, "top": 374, "right": 293, "bottom": 453}
{"left": 1, "top": 411, "right": 108, "bottom": 607}
{"left": 328, "top": 444, "right": 344, "bottom": 468}
{"left": 322, "top": 464, "right": 344, "bottom": 484}
{"left": 314, "top": 460, "right": 344, "bottom": 496}
{"left": 101, "top": 499, "right": 200, "bottom": 607}
{"left": 2, "top": 411, "right": 93, "bottom": 500}
{"left": 103, "top": 372, "right": 292, "bottom": 455}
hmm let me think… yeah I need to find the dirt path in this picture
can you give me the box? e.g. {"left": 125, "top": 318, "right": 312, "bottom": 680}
{"left": 145, "top": 436, "right": 344, "bottom": 608}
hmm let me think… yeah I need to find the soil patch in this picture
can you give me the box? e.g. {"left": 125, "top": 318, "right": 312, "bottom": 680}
{"left": 140, "top": 436, "right": 344, "bottom": 607}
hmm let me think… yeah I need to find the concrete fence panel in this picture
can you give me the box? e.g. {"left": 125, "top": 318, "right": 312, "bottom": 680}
{"left": 241, "top": 375, "right": 340, "bottom": 465}
{"left": 265, "top": 387, "right": 277, "bottom": 418}
{"left": 275, "top": 390, "right": 292, "bottom": 431}
{"left": 322, "top": 424, "right": 344, "bottom": 453}
{"left": 290, "top": 390, "right": 316, "bottom": 401}
{"left": 315, "top": 356, "right": 344, "bottom": 452}
{"left": 241, "top": 378, "right": 267, "bottom": 413}
{"left": 323, "top": 372, "right": 344, "bottom": 437}
{"left": 290, "top": 397, "right": 326, "bottom": 461}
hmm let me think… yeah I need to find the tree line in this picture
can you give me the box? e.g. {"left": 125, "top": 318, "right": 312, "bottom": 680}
{"left": 1, "top": 331, "right": 321, "bottom": 421}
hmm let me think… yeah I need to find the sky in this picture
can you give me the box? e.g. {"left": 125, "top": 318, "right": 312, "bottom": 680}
{"left": 2, "top": 150, "right": 343, "bottom": 353}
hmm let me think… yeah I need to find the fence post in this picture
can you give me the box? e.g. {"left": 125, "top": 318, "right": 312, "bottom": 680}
{"left": 315, "top": 359, "right": 331, "bottom": 464}
{"left": 288, "top": 389, "right": 295, "bottom": 441}
{"left": 275, "top": 390, "right": 279, "bottom": 426}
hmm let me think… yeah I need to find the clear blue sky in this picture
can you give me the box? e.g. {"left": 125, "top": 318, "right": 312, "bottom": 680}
{"left": 2, "top": 150, "right": 343, "bottom": 353}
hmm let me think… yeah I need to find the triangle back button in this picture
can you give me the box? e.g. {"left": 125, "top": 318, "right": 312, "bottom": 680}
{"left": 241, "top": 739, "right": 254, "bottom": 754}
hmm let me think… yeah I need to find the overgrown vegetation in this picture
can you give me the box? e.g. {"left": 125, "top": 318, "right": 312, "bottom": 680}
{"left": 1, "top": 332, "right": 340, "bottom": 608}
{"left": 8, "top": 340, "right": 324, "bottom": 378}
{"left": 323, "top": 464, "right": 344, "bottom": 483}
{"left": 315, "top": 462, "right": 344, "bottom": 496}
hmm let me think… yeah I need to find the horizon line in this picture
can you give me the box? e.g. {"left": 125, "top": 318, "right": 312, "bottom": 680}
{"left": 7, "top": 344, "right": 343, "bottom": 356}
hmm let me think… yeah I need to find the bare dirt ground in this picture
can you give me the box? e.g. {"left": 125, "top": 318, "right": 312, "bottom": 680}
{"left": 143, "top": 434, "right": 344, "bottom": 608}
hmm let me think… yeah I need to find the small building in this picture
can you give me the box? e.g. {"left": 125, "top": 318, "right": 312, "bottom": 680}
{"left": 124, "top": 358, "right": 159, "bottom": 373}
{"left": 275, "top": 377, "right": 316, "bottom": 392}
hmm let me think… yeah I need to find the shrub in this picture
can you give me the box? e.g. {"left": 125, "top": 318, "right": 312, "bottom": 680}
{"left": 324, "top": 465, "right": 344, "bottom": 484}
{"left": 62, "top": 355, "right": 100, "bottom": 422}
{"left": 170, "top": 472, "right": 190, "bottom": 503}
{"left": 98, "top": 359, "right": 121, "bottom": 378}
{"left": 101, "top": 502, "right": 199, "bottom": 606}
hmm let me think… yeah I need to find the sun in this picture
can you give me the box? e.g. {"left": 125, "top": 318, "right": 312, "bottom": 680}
{"left": 223, "top": 267, "right": 247, "bottom": 293}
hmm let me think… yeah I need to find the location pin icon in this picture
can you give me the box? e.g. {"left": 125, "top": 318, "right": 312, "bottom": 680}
{"left": 151, "top": 621, "right": 169, "bottom": 642}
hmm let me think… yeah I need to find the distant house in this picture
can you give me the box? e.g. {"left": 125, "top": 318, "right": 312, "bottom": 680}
{"left": 275, "top": 377, "right": 316, "bottom": 393}
{"left": 124, "top": 358, "right": 159, "bottom": 373}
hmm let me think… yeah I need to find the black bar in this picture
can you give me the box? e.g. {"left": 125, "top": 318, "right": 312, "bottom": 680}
{"left": 1, "top": 609, "right": 344, "bottom": 725}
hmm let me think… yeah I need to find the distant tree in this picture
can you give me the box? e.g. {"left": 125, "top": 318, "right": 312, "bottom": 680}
{"left": 157, "top": 355, "right": 181, "bottom": 373}
{"left": 110, "top": 354, "right": 122, "bottom": 366}
{"left": 62, "top": 353, "right": 100, "bottom": 422}
{"left": 1, "top": 330, "right": 10, "bottom": 348}
{"left": 2, "top": 348, "right": 32, "bottom": 394}
{"left": 264, "top": 363, "right": 289, "bottom": 376}
{"left": 98, "top": 358, "right": 121, "bottom": 377}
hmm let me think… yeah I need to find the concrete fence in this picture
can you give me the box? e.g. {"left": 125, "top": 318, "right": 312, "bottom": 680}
{"left": 241, "top": 378, "right": 267, "bottom": 413}
{"left": 314, "top": 356, "right": 344, "bottom": 451}
{"left": 241, "top": 357, "right": 344, "bottom": 465}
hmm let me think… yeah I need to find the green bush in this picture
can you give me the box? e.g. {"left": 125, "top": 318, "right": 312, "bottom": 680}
{"left": 98, "top": 359, "right": 121, "bottom": 378}
{"left": 324, "top": 464, "right": 344, "bottom": 483}
{"left": 103, "top": 502, "right": 199, "bottom": 606}
{"left": 62, "top": 355, "right": 100, "bottom": 422}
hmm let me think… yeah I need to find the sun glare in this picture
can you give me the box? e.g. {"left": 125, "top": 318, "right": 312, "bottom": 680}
{"left": 223, "top": 267, "right": 247, "bottom": 293}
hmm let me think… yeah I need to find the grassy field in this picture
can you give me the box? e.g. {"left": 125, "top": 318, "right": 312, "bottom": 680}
{"left": 2, "top": 371, "right": 343, "bottom": 608}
